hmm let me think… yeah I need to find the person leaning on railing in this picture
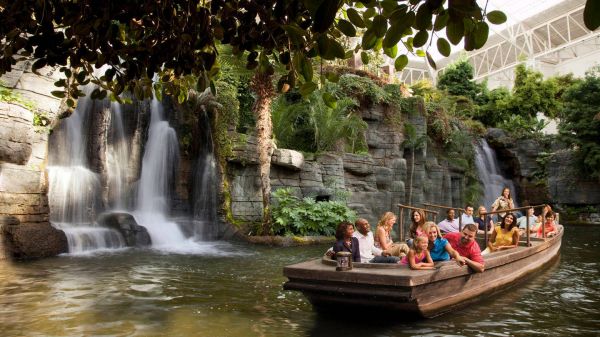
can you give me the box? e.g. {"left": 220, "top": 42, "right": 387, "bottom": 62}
{"left": 443, "top": 224, "right": 485, "bottom": 273}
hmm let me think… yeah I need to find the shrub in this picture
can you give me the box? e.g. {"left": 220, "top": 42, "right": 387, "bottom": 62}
{"left": 271, "top": 188, "right": 358, "bottom": 236}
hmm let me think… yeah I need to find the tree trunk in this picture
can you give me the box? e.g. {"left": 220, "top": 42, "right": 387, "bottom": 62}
{"left": 250, "top": 72, "right": 275, "bottom": 234}
{"left": 408, "top": 149, "right": 415, "bottom": 205}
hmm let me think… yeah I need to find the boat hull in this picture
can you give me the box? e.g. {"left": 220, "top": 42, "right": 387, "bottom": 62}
{"left": 284, "top": 228, "right": 563, "bottom": 318}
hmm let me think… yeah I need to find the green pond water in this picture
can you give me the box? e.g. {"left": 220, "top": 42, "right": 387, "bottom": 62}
{"left": 0, "top": 226, "right": 598, "bottom": 337}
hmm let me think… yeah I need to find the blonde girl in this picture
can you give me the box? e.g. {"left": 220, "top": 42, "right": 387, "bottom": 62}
{"left": 400, "top": 236, "right": 435, "bottom": 270}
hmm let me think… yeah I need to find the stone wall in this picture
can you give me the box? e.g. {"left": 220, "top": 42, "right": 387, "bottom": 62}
{"left": 0, "top": 62, "right": 68, "bottom": 259}
{"left": 486, "top": 128, "right": 600, "bottom": 211}
{"left": 226, "top": 98, "right": 466, "bottom": 227}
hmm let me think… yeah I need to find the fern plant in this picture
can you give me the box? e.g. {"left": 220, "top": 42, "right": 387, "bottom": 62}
{"left": 271, "top": 188, "right": 357, "bottom": 236}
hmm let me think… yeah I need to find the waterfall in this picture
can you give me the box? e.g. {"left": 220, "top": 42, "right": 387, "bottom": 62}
{"left": 106, "top": 103, "right": 129, "bottom": 210}
{"left": 474, "top": 139, "right": 519, "bottom": 211}
{"left": 191, "top": 110, "right": 219, "bottom": 240}
{"left": 133, "top": 98, "right": 187, "bottom": 246}
{"left": 47, "top": 91, "right": 126, "bottom": 253}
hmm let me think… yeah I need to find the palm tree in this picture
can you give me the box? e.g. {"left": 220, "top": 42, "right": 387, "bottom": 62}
{"left": 403, "top": 123, "right": 427, "bottom": 205}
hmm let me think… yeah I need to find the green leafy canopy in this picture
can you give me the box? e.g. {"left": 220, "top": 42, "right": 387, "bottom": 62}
{"left": 0, "top": 0, "right": 513, "bottom": 106}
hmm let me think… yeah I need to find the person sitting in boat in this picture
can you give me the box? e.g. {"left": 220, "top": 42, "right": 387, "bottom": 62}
{"left": 354, "top": 218, "right": 400, "bottom": 263}
{"left": 444, "top": 224, "right": 485, "bottom": 273}
{"left": 332, "top": 221, "right": 361, "bottom": 262}
{"left": 517, "top": 207, "right": 537, "bottom": 235}
{"left": 536, "top": 211, "right": 558, "bottom": 238}
{"left": 407, "top": 209, "right": 427, "bottom": 247}
{"left": 491, "top": 187, "right": 514, "bottom": 221}
{"left": 400, "top": 236, "right": 435, "bottom": 270}
{"left": 438, "top": 209, "right": 459, "bottom": 234}
{"left": 426, "top": 222, "right": 464, "bottom": 263}
{"left": 483, "top": 212, "right": 520, "bottom": 255}
{"left": 460, "top": 205, "right": 475, "bottom": 225}
{"left": 374, "top": 212, "right": 409, "bottom": 257}
{"left": 475, "top": 205, "right": 494, "bottom": 234}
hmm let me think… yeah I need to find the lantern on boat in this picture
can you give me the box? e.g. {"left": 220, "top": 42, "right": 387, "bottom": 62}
{"left": 335, "top": 251, "right": 352, "bottom": 271}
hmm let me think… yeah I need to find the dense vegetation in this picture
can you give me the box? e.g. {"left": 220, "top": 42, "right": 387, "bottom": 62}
{"left": 271, "top": 188, "right": 357, "bottom": 236}
{"left": 559, "top": 68, "right": 600, "bottom": 180}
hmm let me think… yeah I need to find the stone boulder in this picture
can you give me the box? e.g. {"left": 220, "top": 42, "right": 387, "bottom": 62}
{"left": 0, "top": 102, "right": 33, "bottom": 165}
{"left": 0, "top": 216, "right": 68, "bottom": 259}
{"left": 271, "top": 149, "right": 304, "bottom": 170}
{"left": 343, "top": 153, "right": 374, "bottom": 176}
{"left": 97, "top": 212, "right": 152, "bottom": 247}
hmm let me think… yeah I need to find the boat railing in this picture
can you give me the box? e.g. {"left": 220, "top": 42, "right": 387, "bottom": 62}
{"left": 477, "top": 204, "right": 553, "bottom": 247}
{"left": 422, "top": 202, "right": 467, "bottom": 232}
{"left": 396, "top": 204, "right": 438, "bottom": 242}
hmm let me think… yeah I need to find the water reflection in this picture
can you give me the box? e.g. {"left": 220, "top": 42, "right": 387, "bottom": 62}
{"left": 0, "top": 227, "right": 598, "bottom": 336}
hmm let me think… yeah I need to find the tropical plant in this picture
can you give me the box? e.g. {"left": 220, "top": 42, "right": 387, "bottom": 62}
{"left": 558, "top": 67, "right": 600, "bottom": 180}
{"left": 271, "top": 87, "right": 367, "bottom": 153}
{"left": 271, "top": 188, "right": 357, "bottom": 236}
{"left": 511, "top": 64, "right": 560, "bottom": 119}
{"left": 436, "top": 59, "right": 483, "bottom": 102}
{"left": 475, "top": 87, "right": 513, "bottom": 127}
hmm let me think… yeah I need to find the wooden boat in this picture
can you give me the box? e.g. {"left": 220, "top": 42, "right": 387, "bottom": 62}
{"left": 283, "top": 206, "right": 562, "bottom": 318}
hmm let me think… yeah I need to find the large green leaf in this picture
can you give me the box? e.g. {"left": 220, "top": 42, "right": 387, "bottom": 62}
{"left": 413, "top": 30, "right": 429, "bottom": 48}
{"left": 583, "top": 0, "right": 600, "bottom": 30}
{"left": 437, "top": 37, "right": 451, "bottom": 57}
{"left": 434, "top": 10, "right": 450, "bottom": 31}
{"left": 312, "top": 0, "right": 343, "bottom": 33}
{"left": 372, "top": 15, "right": 387, "bottom": 38}
{"left": 361, "top": 51, "right": 370, "bottom": 65}
{"left": 446, "top": 18, "right": 464, "bottom": 45}
{"left": 426, "top": 52, "right": 437, "bottom": 70}
{"left": 362, "top": 29, "right": 378, "bottom": 50}
{"left": 487, "top": 10, "right": 507, "bottom": 25}
{"left": 394, "top": 54, "right": 408, "bottom": 71}
{"left": 415, "top": 4, "right": 432, "bottom": 30}
{"left": 322, "top": 92, "right": 337, "bottom": 108}
{"left": 283, "top": 24, "right": 305, "bottom": 46}
{"left": 384, "top": 44, "right": 398, "bottom": 58}
{"left": 346, "top": 8, "right": 365, "bottom": 28}
{"left": 474, "top": 21, "right": 489, "bottom": 49}
{"left": 300, "top": 81, "right": 317, "bottom": 97}
{"left": 337, "top": 19, "right": 356, "bottom": 37}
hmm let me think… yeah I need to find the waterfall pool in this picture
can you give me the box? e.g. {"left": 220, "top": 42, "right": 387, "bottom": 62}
{"left": 0, "top": 226, "right": 597, "bottom": 336}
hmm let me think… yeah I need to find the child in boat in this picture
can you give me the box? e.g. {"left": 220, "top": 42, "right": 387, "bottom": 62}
{"left": 536, "top": 211, "right": 558, "bottom": 238}
{"left": 400, "top": 236, "right": 435, "bottom": 270}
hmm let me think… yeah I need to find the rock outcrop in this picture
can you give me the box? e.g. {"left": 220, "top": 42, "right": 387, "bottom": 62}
{"left": 97, "top": 212, "right": 152, "bottom": 247}
{"left": 0, "top": 62, "right": 68, "bottom": 260}
{"left": 0, "top": 215, "right": 68, "bottom": 259}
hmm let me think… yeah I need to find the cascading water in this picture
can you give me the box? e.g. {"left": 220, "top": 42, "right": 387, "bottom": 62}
{"left": 106, "top": 102, "right": 129, "bottom": 210}
{"left": 474, "top": 139, "right": 519, "bottom": 210}
{"left": 133, "top": 98, "right": 187, "bottom": 247}
{"left": 191, "top": 110, "right": 219, "bottom": 240}
{"left": 47, "top": 91, "right": 125, "bottom": 253}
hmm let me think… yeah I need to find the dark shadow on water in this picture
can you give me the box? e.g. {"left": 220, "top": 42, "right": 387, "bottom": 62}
{"left": 308, "top": 304, "right": 425, "bottom": 337}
